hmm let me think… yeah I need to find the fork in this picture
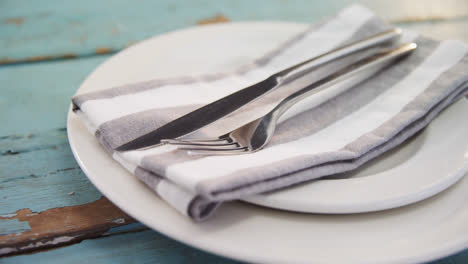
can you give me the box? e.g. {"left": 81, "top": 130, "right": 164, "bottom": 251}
{"left": 162, "top": 43, "right": 417, "bottom": 155}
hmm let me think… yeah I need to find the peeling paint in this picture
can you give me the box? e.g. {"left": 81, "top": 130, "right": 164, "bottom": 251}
{"left": 0, "top": 58, "right": 14, "bottom": 64}
{"left": 19, "top": 236, "right": 75, "bottom": 250}
{"left": 197, "top": 14, "right": 230, "bottom": 25}
{"left": 61, "top": 53, "right": 77, "bottom": 59}
{"left": 3, "top": 17, "right": 24, "bottom": 25}
{"left": 25, "top": 55, "right": 54, "bottom": 62}
{"left": 112, "top": 218, "right": 125, "bottom": 224}
{"left": 0, "top": 213, "right": 17, "bottom": 218}
{"left": 0, "top": 219, "right": 32, "bottom": 236}
{"left": 0, "top": 53, "right": 77, "bottom": 65}
{"left": 0, "top": 247, "right": 16, "bottom": 255}
{"left": 25, "top": 213, "right": 38, "bottom": 217}
{"left": 95, "top": 47, "right": 113, "bottom": 54}
{"left": 0, "top": 197, "right": 134, "bottom": 256}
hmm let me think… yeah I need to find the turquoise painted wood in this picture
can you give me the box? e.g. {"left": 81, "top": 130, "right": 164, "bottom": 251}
{"left": 1, "top": 0, "right": 468, "bottom": 262}
{"left": 0, "top": 15, "right": 466, "bottom": 137}
{"left": 0, "top": 56, "right": 108, "bottom": 135}
{"left": 430, "top": 251, "right": 468, "bottom": 264}
{"left": 0, "top": 57, "right": 107, "bottom": 215}
{"left": 0, "top": 0, "right": 349, "bottom": 62}
{"left": 0, "top": 219, "right": 31, "bottom": 236}
{"left": 1, "top": 0, "right": 467, "bottom": 62}
{"left": 2, "top": 227, "right": 468, "bottom": 264}
{"left": 0, "top": 128, "right": 102, "bottom": 215}
{"left": 2, "top": 229, "right": 241, "bottom": 264}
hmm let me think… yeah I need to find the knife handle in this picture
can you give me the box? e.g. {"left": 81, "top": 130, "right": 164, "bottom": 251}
{"left": 116, "top": 28, "right": 403, "bottom": 151}
{"left": 116, "top": 77, "right": 279, "bottom": 151}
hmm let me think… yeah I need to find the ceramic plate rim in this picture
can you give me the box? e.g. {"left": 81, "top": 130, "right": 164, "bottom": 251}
{"left": 67, "top": 21, "right": 468, "bottom": 264}
{"left": 244, "top": 98, "right": 468, "bottom": 213}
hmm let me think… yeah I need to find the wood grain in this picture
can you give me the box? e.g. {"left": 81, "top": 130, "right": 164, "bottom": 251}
{"left": 0, "top": 56, "right": 107, "bottom": 135}
{"left": 0, "top": 128, "right": 102, "bottom": 214}
{"left": 0, "top": 127, "right": 137, "bottom": 256}
{"left": 1, "top": 0, "right": 467, "bottom": 64}
{"left": 197, "top": 14, "right": 230, "bottom": 25}
{"left": 1, "top": 229, "right": 241, "bottom": 264}
{"left": 0, "top": 197, "right": 135, "bottom": 256}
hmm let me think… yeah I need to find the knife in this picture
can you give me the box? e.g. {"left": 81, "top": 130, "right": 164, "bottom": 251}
{"left": 116, "top": 28, "right": 402, "bottom": 151}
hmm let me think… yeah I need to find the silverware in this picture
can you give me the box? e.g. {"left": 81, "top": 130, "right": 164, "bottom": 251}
{"left": 116, "top": 28, "right": 402, "bottom": 151}
{"left": 162, "top": 43, "right": 417, "bottom": 155}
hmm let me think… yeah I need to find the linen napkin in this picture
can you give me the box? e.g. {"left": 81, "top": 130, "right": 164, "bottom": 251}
{"left": 72, "top": 4, "right": 468, "bottom": 220}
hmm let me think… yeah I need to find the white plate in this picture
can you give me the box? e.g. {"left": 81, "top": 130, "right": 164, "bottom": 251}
{"left": 244, "top": 99, "right": 468, "bottom": 213}
{"left": 68, "top": 22, "right": 468, "bottom": 263}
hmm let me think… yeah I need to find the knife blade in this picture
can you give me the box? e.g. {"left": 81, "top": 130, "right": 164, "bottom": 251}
{"left": 116, "top": 28, "right": 402, "bottom": 151}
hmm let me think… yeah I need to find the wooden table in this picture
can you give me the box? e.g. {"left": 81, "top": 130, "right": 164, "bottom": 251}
{"left": 1, "top": 1, "right": 467, "bottom": 262}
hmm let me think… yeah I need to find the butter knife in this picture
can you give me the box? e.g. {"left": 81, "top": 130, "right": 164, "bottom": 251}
{"left": 116, "top": 28, "right": 402, "bottom": 151}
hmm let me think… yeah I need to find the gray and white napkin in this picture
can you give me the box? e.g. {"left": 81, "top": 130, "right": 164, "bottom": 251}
{"left": 72, "top": 5, "right": 468, "bottom": 220}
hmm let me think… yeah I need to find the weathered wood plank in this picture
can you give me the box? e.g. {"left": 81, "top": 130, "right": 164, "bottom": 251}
{"left": 0, "top": 56, "right": 108, "bottom": 135}
{"left": 0, "top": 127, "right": 138, "bottom": 256}
{"left": 2, "top": 227, "right": 467, "bottom": 264}
{"left": 0, "top": 128, "right": 102, "bottom": 213}
{"left": 0, "top": 1, "right": 467, "bottom": 262}
{"left": 1, "top": 229, "right": 241, "bottom": 264}
{"left": 2, "top": 123, "right": 467, "bottom": 260}
{"left": 1, "top": 0, "right": 467, "bottom": 64}
{"left": 0, "top": 15, "right": 466, "bottom": 136}
{"left": 0, "top": 219, "right": 31, "bottom": 236}
{"left": 0, "top": 197, "right": 135, "bottom": 256}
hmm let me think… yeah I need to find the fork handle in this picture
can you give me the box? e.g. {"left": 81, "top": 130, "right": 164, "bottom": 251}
{"left": 271, "top": 43, "right": 417, "bottom": 120}
{"left": 116, "top": 29, "right": 403, "bottom": 151}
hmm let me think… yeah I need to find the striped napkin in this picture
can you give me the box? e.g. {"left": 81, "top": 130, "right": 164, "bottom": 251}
{"left": 72, "top": 5, "right": 468, "bottom": 220}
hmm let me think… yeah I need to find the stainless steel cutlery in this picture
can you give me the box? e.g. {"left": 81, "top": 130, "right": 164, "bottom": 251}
{"left": 162, "top": 43, "right": 417, "bottom": 154}
{"left": 116, "top": 28, "right": 417, "bottom": 154}
{"left": 116, "top": 28, "right": 405, "bottom": 151}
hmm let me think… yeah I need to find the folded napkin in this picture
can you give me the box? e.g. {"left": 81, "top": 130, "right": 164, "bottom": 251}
{"left": 72, "top": 4, "right": 468, "bottom": 220}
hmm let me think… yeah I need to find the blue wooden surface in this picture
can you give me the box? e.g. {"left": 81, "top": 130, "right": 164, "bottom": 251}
{"left": 0, "top": 0, "right": 349, "bottom": 62}
{"left": 0, "top": 56, "right": 108, "bottom": 135}
{"left": 0, "top": 219, "right": 31, "bottom": 236}
{"left": 1, "top": 0, "right": 467, "bottom": 63}
{"left": 1, "top": 0, "right": 468, "bottom": 263}
{"left": 0, "top": 128, "right": 101, "bottom": 214}
{"left": 2, "top": 229, "right": 240, "bottom": 264}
